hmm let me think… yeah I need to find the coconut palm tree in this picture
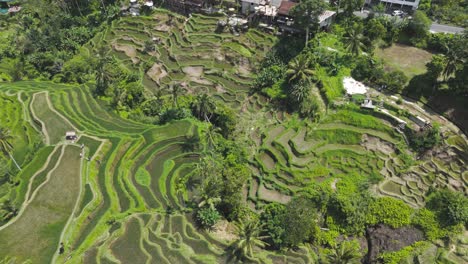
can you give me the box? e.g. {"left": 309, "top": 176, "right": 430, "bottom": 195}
{"left": 326, "top": 241, "right": 362, "bottom": 264}
{"left": 198, "top": 194, "right": 221, "bottom": 210}
{"left": 343, "top": 27, "right": 366, "bottom": 56}
{"left": 192, "top": 93, "right": 216, "bottom": 122}
{"left": 442, "top": 43, "right": 464, "bottom": 81}
{"left": 290, "top": 81, "right": 311, "bottom": 104}
{"left": 286, "top": 55, "right": 315, "bottom": 83}
{"left": 169, "top": 83, "right": 182, "bottom": 108}
{"left": 0, "top": 128, "right": 21, "bottom": 171}
{"left": 229, "top": 217, "right": 269, "bottom": 261}
{"left": 204, "top": 124, "right": 221, "bottom": 151}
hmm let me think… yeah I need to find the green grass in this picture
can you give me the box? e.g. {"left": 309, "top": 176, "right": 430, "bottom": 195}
{"left": 135, "top": 168, "right": 151, "bottom": 187}
{"left": 324, "top": 109, "right": 394, "bottom": 134}
{"left": 375, "top": 44, "right": 433, "bottom": 79}
{"left": 77, "top": 135, "right": 102, "bottom": 158}
{"left": 221, "top": 42, "right": 253, "bottom": 58}
{"left": 12, "top": 146, "right": 55, "bottom": 207}
{"left": 30, "top": 92, "right": 75, "bottom": 144}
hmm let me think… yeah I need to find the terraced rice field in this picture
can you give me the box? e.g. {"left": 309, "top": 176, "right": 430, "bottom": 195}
{"left": 0, "top": 80, "right": 320, "bottom": 263}
{"left": 0, "top": 9, "right": 467, "bottom": 264}
{"left": 249, "top": 111, "right": 467, "bottom": 209}
{"left": 94, "top": 9, "right": 276, "bottom": 112}
{"left": 0, "top": 82, "right": 230, "bottom": 263}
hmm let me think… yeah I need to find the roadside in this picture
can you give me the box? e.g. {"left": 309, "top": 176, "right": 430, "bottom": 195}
{"left": 353, "top": 11, "right": 465, "bottom": 34}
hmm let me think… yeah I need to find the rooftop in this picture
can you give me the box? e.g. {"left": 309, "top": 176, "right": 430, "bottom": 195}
{"left": 318, "top": 10, "right": 336, "bottom": 23}
{"left": 278, "top": 0, "right": 297, "bottom": 16}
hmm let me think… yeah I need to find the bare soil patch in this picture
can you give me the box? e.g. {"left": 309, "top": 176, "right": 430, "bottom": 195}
{"left": 258, "top": 183, "right": 291, "bottom": 204}
{"left": 361, "top": 134, "right": 395, "bottom": 155}
{"left": 146, "top": 63, "right": 168, "bottom": 84}
{"left": 210, "top": 220, "right": 236, "bottom": 242}
{"left": 113, "top": 43, "right": 136, "bottom": 58}
{"left": 154, "top": 24, "right": 171, "bottom": 32}
{"left": 182, "top": 66, "right": 203, "bottom": 77}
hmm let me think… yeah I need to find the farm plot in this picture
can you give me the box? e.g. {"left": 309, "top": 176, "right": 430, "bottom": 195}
{"left": 0, "top": 145, "right": 82, "bottom": 264}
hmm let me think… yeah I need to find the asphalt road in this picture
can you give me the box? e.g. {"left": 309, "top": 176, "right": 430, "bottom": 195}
{"left": 429, "top": 23, "right": 465, "bottom": 34}
{"left": 353, "top": 11, "right": 465, "bottom": 34}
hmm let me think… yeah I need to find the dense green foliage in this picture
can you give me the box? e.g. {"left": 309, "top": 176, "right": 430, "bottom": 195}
{"left": 420, "top": 0, "right": 468, "bottom": 27}
{"left": 366, "top": 197, "right": 412, "bottom": 228}
{"left": 408, "top": 124, "right": 441, "bottom": 152}
{"left": 426, "top": 189, "right": 468, "bottom": 227}
{"left": 196, "top": 207, "right": 221, "bottom": 228}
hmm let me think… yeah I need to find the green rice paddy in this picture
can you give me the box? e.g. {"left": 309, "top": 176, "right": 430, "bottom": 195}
{"left": 0, "top": 9, "right": 466, "bottom": 264}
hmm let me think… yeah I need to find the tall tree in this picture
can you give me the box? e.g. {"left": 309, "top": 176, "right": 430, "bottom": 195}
{"left": 343, "top": 25, "right": 366, "bottom": 56}
{"left": 286, "top": 55, "right": 315, "bottom": 83}
{"left": 94, "top": 47, "right": 113, "bottom": 96}
{"left": 409, "top": 11, "right": 431, "bottom": 38}
{"left": 169, "top": 83, "right": 182, "bottom": 108}
{"left": 290, "top": 0, "right": 327, "bottom": 46}
{"left": 283, "top": 196, "right": 317, "bottom": 247}
{"left": 0, "top": 128, "right": 21, "bottom": 171}
{"left": 341, "top": 0, "right": 364, "bottom": 16}
{"left": 192, "top": 93, "right": 216, "bottom": 122}
{"left": 442, "top": 43, "right": 464, "bottom": 81}
{"left": 229, "top": 217, "right": 268, "bottom": 261}
{"left": 290, "top": 81, "right": 311, "bottom": 104}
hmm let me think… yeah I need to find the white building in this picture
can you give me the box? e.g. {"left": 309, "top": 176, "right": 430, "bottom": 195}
{"left": 241, "top": 0, "right": 282, "bottom": 15}
{"left": 318, "top": 10, "right": 336, "bottom": 29}
{"left": 366, "top": 0, "right": 421, "bottom": 11}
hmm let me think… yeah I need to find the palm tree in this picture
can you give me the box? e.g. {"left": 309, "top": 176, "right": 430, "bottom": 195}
{"left": 290, "top": 82, "right": 311, "bottom": 104}
{"left": 326, "top": 241, "right": 362, "bottom": 264}
{"left": 198, "top": 194, "right": 221, "bottom": 210}
{"left": 169, "top": 83, "right": 182, "bottom": 108}
{"left": 192, "top": 93, "right": 216, "bottom": 122}
{"left": 442, "top": 44, "right": 463, "bottom": 81}
{"left": 286, "top": 55, "right": 315, "bottom": 83}
{"left": 204, "top": 124, "right": 221, "bottom": 151}
{"left": 95, "top": 48, "right": 112, "bottom": 96}
{"left": 229, "top": 218, "right": 269, "bottom": 261}
{"left": 0, "top": 128, "right": 21, "bottom": 171}
{"left": 343, "top": 27, "right": 366, "bottom": 56}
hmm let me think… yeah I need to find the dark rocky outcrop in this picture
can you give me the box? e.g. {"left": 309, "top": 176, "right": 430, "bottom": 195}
{"left": 365, "top": 224, "right": 424, "bottom": 263}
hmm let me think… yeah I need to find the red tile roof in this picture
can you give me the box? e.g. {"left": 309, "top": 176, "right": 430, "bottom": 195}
{"left": 278, "top": 1, "right": 297, "bottom": 16}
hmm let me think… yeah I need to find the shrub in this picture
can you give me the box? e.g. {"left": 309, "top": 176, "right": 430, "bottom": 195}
{"left": 282, "top": 196, "right": 318, "bottom": 247}
{"left": 158, "top": 108, "right": 191, "bottom": 124}
{"left": 253, "top": 64, "right": 286, "bottom": 91}
{"left": 426, "top": 189, "right": 468, "bottom": 227}
{"left": 379, "top": 241, "right": 429, "bottom": 264}
{"left": 408, "top": 124, "right": 441, "bottom": 152}
{"left": 366, "top": 197, "right": 412, "bottom": 228}
{"left": 384, "top": 70, "right": 408, "bottom": 93}
{"left": 260, "top": 203, "right": 286, "bottom": 249}
{"left": 411, "top": 208, "right": 446, "bottom": 240}
{"left": 196, "top": 207, "right": 221, "bottom": 228}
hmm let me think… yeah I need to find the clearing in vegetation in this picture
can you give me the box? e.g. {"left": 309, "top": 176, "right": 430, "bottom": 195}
{"left": 375, "top": 44, "right": 433, "bottom": 78}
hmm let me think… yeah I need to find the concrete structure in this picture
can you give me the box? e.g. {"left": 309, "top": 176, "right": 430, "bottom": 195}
{"left": 318, "top": 10, "right": 336, "bottom": 29}
{"left": 365, "top": 0, "right": 421, "bottom": 11}
{"left": 361, "top": 98, "right": 376, "bottom": 109}
{"left": 65, "top": 131, "right": 77, "bottom": 141}
{"left": 241, "top": 0, "right": 281, "bottom": 15}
